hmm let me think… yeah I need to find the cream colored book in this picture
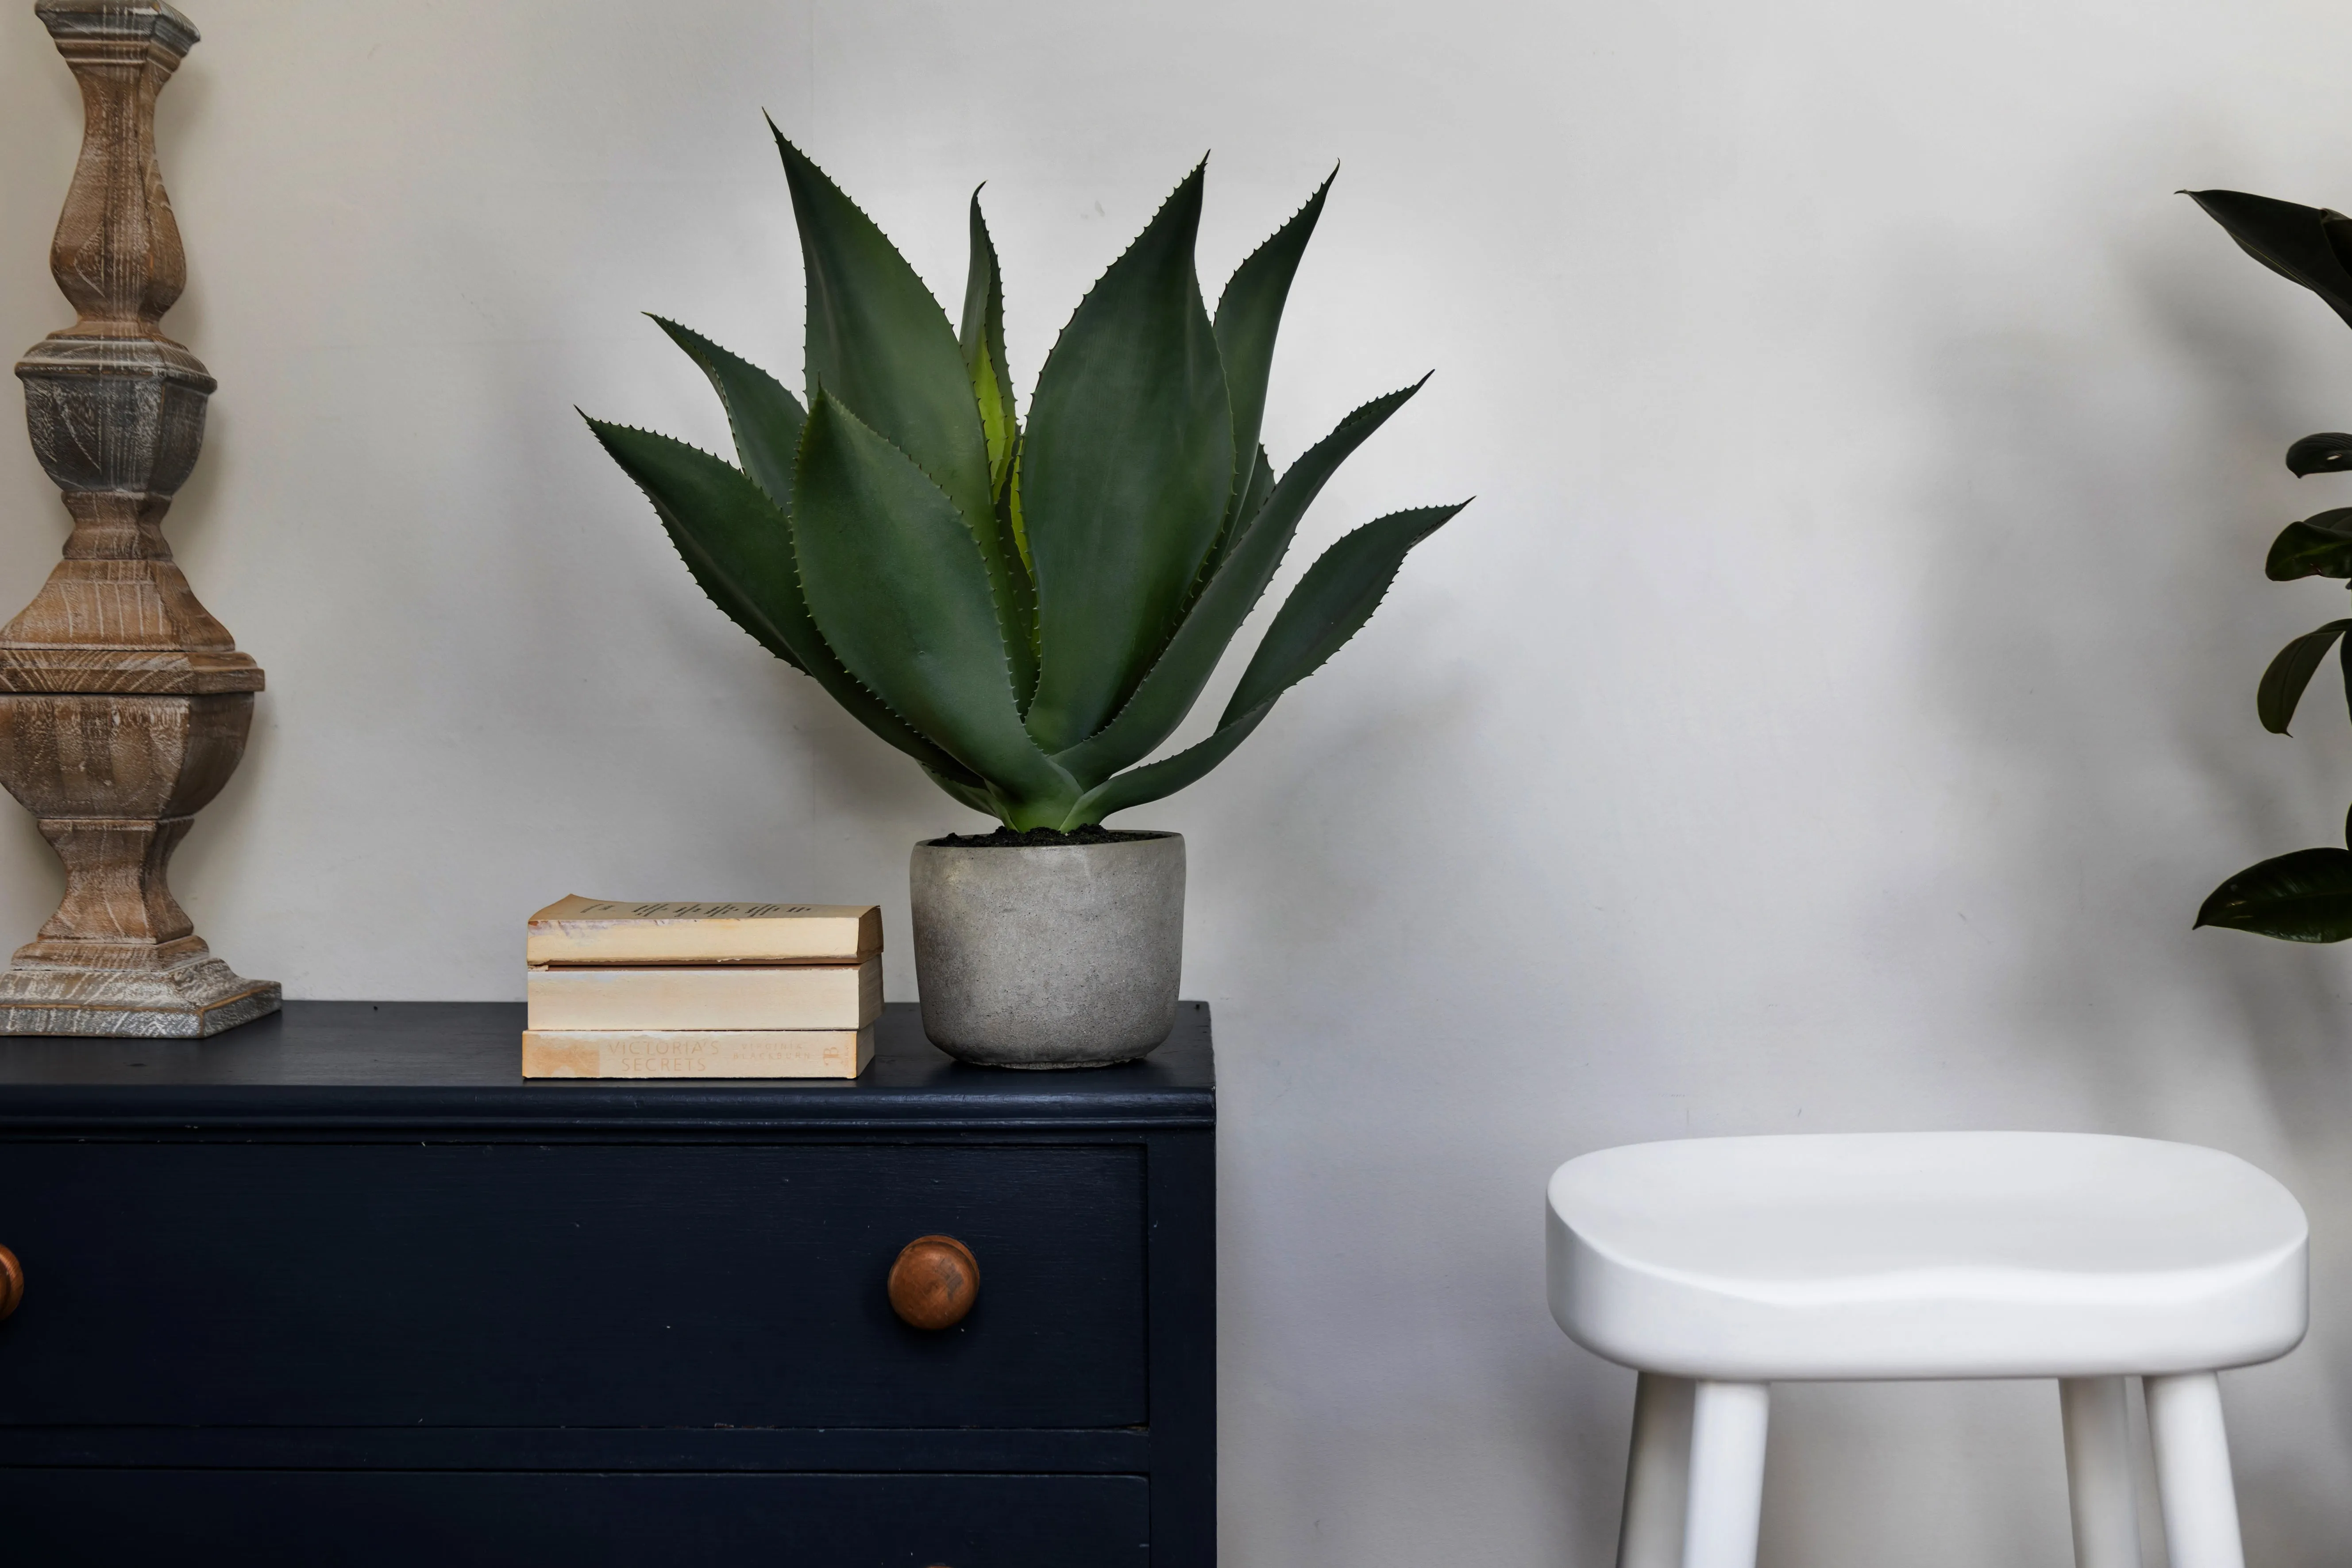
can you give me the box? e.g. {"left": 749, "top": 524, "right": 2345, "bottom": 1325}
{"left": 527, "top": 896, "right": 882, "bottom": 967}
{"left": 524, "top": 957, "right": 883, "bottom": 1032}
{"left": 522, "top": 1027, "right": 875, "bottom": 1080}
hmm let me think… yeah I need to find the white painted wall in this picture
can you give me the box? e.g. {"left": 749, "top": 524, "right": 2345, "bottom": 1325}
{"left": 4, "top": 0, "right": 2351, "bottom": 1560}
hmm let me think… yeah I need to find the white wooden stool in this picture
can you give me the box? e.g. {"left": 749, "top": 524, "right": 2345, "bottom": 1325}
{"left": 1546, "top": 1133, "right": 2308, "bottom": 1568}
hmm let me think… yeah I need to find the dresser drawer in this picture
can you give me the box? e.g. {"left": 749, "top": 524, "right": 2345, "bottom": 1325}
{"left": 0, "top": 1141, "right": 1145, "bottom": 1428}
{"left": 0, "top": 1469, "right": 1149, "bottom": 1567}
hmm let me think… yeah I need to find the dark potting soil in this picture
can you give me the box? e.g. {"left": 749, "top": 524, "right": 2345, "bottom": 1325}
{"left": 926, "top": 825, "right": 1169, "bottom": 848}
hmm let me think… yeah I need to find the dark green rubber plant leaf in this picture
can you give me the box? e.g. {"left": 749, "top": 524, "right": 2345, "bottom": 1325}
{"left": 2265, "top": 509, "right": 2352, "bottom": 580}
{"left": 1020, "top": 161, "right": 1235, "bottom": 755}
{"left": 1214, "top": 172, "right": 1331, "bottom": 528}
{"left": 2196, "top": 847, "right": 2352, "bottom": 940}
{"left": 1054, "top": 381, "right": 1427, "bottom": 788}
{"left": 580, "top": 415, "right": 988, "bottom": 789}
{"left": 955, "top": 189, "right": 1037, "bottom": 704}
{"left": 2255, "top": 619, "right": 2352, "bottom": 734}
{"left": 2184, "top": 190, "right": 2352, "bottom": 331}
{"left": 791, "top": 393, "right": 1077, "bottom": 820}
{"left": 2286, "top": 432, "right": 2352, "bottom": 477}
{"left": 1072, "top": 502, "right": 1464, "bottom": 822}
{"left": 959, "top": 187, "right": 1018, "bottom": 500}
{"left": 648, "top": 316, "right": 806, "bottom": 512}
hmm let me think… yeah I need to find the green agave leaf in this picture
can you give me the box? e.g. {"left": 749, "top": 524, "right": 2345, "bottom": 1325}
{"left": 2255, "top": 618, "right": 2352, "bottom": 733}
{"left": 994, "top": 469, "right": 1039, "bottom": 711}
{"left": 959, "top": 187, "right": 1018, "bottom": 498}
{"left": 2286, "top": 432, "right": 2352, "bottom": 477}
{"left": 1223, "top": 503, "right": 1465, "bottom": 719}
{"left": 2196, "top": 846, "right": 2352, "bottom": 940}
{"left": 792, "top": 393, "right": 1076, "bottom": 816}
{"left": 2183, "top": 189, "right": 2352, "bottom": 331}
{"left": 954, "top": 189, "right": 1037, "bottom": 704}
{"left": 1021, "top": 161, "right": 1235, "bottom": 755}
{"left": 1064, "top": 697, "right": 1279, "bottom": 826}
{"left": 1211, "top": 443, "right": 1275, "bottom": 571}
{"left": 2265, "top": 509, "right": 2352, "bottom": 580}
{"left": 584, "top": 416, "right": 802, "bottom": 672}
{"left": 648, "top": 316, "right": 806, "bottom": 511}
{"left": 768, "top": 126, "right": 996, "bottom": 533}
{"left": 1053, "top": 381, "right": 1426, "bottom": 788}
{"left": 923, "top": 762, "right": 1003, "bottom": 818}
{"left": 1189, "top": 441, "right": 1276, "bottom": 600}
{"left": 1070, "top": 501, "right": 1464, "bottom": 824}
{"left": 1214, "top": 171, "right": 1332, "bottom": 525}
{"left": 769, "top": 130, "right": 1035, "bottom": 703}
{"left": 580, "top": 414, "right": 986, "bottom": 787}
{"left": 1006, "top": 431, "right": 1032, "bottom": 577}
{"left": 1240, "top": 443, "right": 1275, "bottom": 523}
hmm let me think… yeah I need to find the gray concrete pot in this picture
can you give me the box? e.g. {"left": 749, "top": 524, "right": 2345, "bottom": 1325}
{"left": 910, "top": 832, "right": 1184, "bottom": 1068}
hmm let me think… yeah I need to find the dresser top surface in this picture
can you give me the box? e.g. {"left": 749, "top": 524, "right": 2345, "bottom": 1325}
{"left": 0, "top": 1001, "right": 1212, "bottom": 1130}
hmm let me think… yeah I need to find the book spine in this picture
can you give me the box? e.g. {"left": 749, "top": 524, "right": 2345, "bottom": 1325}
{"left": 521, "top": 1028, "right": 875, "bottom": 1079}
{"left": 522, "top": 958, "right": 881, "bottom": 1031}
{"left": 526, "top": 918, "right": 871, "bottom": 967}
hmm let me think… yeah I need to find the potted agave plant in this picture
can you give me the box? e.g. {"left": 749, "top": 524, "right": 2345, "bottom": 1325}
{"left": 585, "top": 128, "right": 1462, "bottom": 1067}
{"left": 2187, "top": 190, "right": 2352, "bottom": 942}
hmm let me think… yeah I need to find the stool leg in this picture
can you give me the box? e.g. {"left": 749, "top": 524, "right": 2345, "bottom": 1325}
{"left": 1616, "top": 1372, "right": 1694, "bottom": 1568}
{"left": 1682, "top": 1380, "right": 1770, "bottom": 1568}
{"left": 2147, "top": 1372, "right": 2244, "bottom": 1568}
{"left": 2059, "top": 1376, "right": 2141, "bottom": 1568}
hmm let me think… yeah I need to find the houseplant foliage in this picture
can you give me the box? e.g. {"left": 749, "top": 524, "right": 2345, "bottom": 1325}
{"left": 2188, "top": 189, "right": 2352, "bottom": 940}
{"left": 583, "top": 127, "right": 1464, "bottom": 832}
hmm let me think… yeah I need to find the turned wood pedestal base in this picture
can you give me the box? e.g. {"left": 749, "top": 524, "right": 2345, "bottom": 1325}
{"left": 0, "top": 686, "right": 278, "bottom": 1037}
{"left": 0, "top": 3, "right": 277, "bottom": 1037}
{"left": 0, "top": 960, "right": 279, "bottom": 1039}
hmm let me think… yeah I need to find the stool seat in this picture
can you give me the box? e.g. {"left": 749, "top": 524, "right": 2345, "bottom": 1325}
{"left": 1547, "top": 1131, "right": 2307, "bottom": 1382}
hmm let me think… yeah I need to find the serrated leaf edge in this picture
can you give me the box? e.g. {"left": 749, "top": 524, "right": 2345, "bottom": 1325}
{"left": 1068, "top": 377, "right": 1432, "bottom": 764}
{"left": 581, "top": 412, "right": 987, "bottom": 788}
{"left": 793, "top": 391, "right": 1072, "bottom": 795}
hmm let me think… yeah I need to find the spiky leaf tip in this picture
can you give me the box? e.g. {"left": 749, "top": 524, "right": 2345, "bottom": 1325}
{"left": 647, "top": 316, "right": 806, "bottom": 512}
{"left": 1020, "top": 157, "right": 1234, "bottom": 755}
{"left": 768, "top": 122, "right": 997, "bottom": 534}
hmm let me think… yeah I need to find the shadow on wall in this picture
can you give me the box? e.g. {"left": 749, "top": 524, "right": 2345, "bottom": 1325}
{"left": 1915, "top": 142, "right": 2352, "bottom": 1563}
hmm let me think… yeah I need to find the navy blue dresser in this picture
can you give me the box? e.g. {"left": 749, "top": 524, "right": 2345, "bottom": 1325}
{"left": 0, "top": 1000, "right": 1215, "bottom": 1566}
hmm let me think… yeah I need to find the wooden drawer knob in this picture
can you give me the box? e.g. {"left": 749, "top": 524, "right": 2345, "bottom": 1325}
{"left": 0, "top": 1244, "right": 20, "bottom": 1322}
{"left": 888, "top": 1234, "right": 979, "bottom": 1330}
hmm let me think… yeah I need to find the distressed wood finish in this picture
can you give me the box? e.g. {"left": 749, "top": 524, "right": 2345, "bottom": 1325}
{"left": 0, "top": 1, "right": 275, "bottom": 1036}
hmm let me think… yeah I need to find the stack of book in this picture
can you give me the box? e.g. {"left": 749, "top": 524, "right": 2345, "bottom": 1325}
{"left": 520, "top": 896, "right": 883, "bottom": 1079}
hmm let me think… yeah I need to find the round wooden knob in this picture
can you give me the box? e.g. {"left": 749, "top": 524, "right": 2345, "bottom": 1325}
{"left": 0, "top": 1244, "right": 20, "bottom": 1322}
{"left": 888, "top": 1234, "right": 979, "bottom": 1330}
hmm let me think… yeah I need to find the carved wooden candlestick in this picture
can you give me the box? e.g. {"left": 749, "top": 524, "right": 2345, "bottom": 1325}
{"left": 0, "top": 0, "right": 277, "bottom": 1036}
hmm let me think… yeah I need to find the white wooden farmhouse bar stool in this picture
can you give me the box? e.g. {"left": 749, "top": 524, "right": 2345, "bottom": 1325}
{"left": 1546, "top": 1133, "right": 2308, "bottom": 1568}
